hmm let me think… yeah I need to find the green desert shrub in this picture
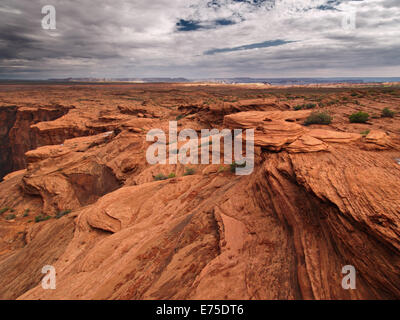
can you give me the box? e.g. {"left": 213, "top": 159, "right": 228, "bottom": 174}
{"left": 294, "top": 103, "right": 316, "bottom": 111}
{"left": 183, "top": 168, "right": 195, "bottom": 176}
{"left": 360, "top": 130, "right": 370, "bottom": 137}
{"left": 0, "top": 207, "right": 9, "bottom": 215}
{"left": 154, "top": 173, "right": 168, "bottom": 181}
{"left": 305, "top": 103, "right": 317, "bottom": 109}
{"left": 349, "top": 112, "right": 369, "bottom": 123}
{"left": 23, "top": 209, "right": 30, "bottom": 217}
{"left": 175, "top": 114, "right": 185, "bottom": 121}
{"left": 381, "top": 107, "right": 395, "bottom": 118}
{"left": 218, "top": 166, "right": 228, "bottom": 173}
{"left": 56, "top": 209, "right": 72, "bottom": 219}
{"left": 35, "top": 215, "right": 52, "bottom": 223}
{"left": 304, "top": 112, "right": 332, "bottom": 126}
{"left": 167, "top": 173, "right": 176, "bottom": 179}
{"left": 5, "top": 214, "right": 16, "bottom": 220}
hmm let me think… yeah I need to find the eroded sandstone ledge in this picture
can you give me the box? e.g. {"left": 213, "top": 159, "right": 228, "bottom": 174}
{"left": 0, "top": 84, "right": 399, "bottom": 300}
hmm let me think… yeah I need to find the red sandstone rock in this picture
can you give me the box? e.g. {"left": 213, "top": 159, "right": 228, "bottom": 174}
{"left": 308, "top": 129, "right": 361, "bottom": 143}
{"left": 287, "top": 135, "right": 329, "bottom": 153}
{"left": 364, "top": 130, "right": 394, "bottom": 150}
{"left": 0, "top": 84, "right": 399, "bottom": 300}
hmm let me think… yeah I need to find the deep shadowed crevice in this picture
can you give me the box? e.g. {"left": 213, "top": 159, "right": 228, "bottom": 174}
{"left": 0, "top": 105, "right": 18, "bottom": 180}
{"left": 0, "top": 105, "right": 72, "bottom": 180}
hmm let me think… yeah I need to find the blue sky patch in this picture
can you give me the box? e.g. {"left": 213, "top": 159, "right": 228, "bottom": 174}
{"left": 204, "top": 39, "right": 295, "bottom": 55}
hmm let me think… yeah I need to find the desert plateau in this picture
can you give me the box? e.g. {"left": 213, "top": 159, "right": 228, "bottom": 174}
{"left": 0, "top": 82, "right": 399, "bottom": 300}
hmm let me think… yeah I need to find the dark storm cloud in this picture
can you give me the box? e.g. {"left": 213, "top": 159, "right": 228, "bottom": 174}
{"left": 176, "top": 18, "right": 237, "bottom": 31}
{"left": 0, "top": 27, "right": 40, "bottom": 60}
{"left": 0, "top": 0, "right": 399, "bottom": 79}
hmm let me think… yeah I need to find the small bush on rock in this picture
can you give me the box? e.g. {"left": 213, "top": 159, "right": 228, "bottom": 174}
{"left": 360, "top": 130, "right": 370, "bottom": 137}
{"left": 56, "top": 209, "right": 72, "bottom": 219}
{"left": 349, "top": 112, "right": 369, "bottom": 123}
{"left": 154, "top": 174, "right": 168, "bottom": 181}
{"left": 183, "top": 168, "right": 195, "bottom": 176}
{"left": 35, "top": 215, "right": 51, "bottom": 223}
{"left": 294, "top": 103, "right": 316, "bottom": 111}
{"left": 381, "top": 108, "right": 395, "bottom": 118}
{"left": 304, "top": 112, "right": 332, "bottom": 126}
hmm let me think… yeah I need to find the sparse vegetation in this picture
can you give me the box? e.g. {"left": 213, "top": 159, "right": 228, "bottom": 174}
{"left": 349, "top": 111, "right": 369, "bottom": 123}
{"left": 176, "top": 114, "right": 186, "bottom": 121}
{"left": 381, "top": 107, "right": 395, "bottom": 118}
{"left": 293, "top": 103, "right": 316, "bottom": 111}
{"left": 304, "top": 112, "right": 332, "bottom": 126}
{"left": 361, "top": 130, "right": 370, "bottom": 137}
{"left": 5, "top": 214, "right": 16, "bottom": 220}
{"left": 154, "top": 172, "right": 177, "bottom": 180}
{"left": 56, "top": 209, "right": 72, "bottom": 219}
{"left": 0, "top": 207, "right": 9, "bottom": 215}
{"left": 35, "top": 214, "right": 52, "bottom": 223}
{"left": 23, "top": 209, "right": 30, "bottom": 217}
{"left": 218, "top": 166, "right": 228, "bottom": 173}
{"left": 183, "top": 168, "right": 195, "bottom": 176}
{"left": 154, "top": 173, "right": 168, "bottom": 181}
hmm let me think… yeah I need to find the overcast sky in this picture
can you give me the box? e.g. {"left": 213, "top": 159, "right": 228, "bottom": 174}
{"left": 0, "top": 0, "right": 399, "bottom": 79}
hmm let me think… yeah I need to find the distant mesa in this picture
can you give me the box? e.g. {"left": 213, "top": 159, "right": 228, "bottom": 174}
{"left": 39, "top": 77, "right": 400, "bottom": 85}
